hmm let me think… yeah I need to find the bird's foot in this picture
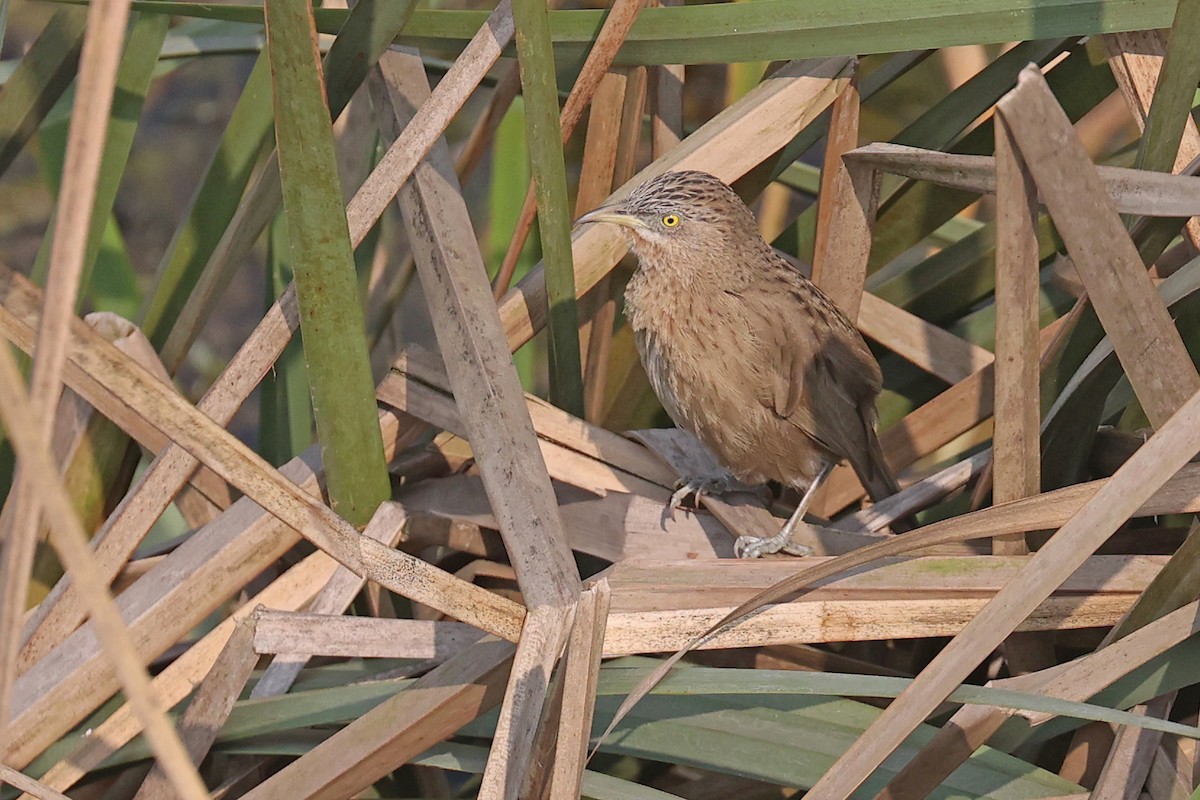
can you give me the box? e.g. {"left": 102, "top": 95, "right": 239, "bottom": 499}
{"left": 734, "top": 533, "right": 814, "bottom": 559}
{"left": 669, "top": 472, "right": 740, "bottom": 517}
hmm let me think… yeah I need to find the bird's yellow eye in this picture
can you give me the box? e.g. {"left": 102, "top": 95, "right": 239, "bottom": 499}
{"left": 661, "top": 214, "right": 681, "bottom": 227}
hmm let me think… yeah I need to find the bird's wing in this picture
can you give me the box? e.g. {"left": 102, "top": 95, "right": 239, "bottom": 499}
{"left": 745, "top": 279, "right": 882, "bottom": 465}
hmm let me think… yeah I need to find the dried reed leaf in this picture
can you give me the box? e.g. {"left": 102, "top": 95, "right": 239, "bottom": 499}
{"left": 836, "top": 450, "right": 991, "bottom": 536}
{"left": 1091, "top": 692, "right": 1175, "bottom": 800}
{"left": 992, "top": 115, "right": 1041, "bottom": 514}
{"left": 857, "top": 292, "right": 993, "bottom": 384}
{"left": 4, "top": 381, "right": 515, "bottom": 773}
{"left": 132, "top": 611, "right": 259, "bottom": 800}
{"left": 454, "top": 63, "right": 521, "bottom": 181}
{"left": 998, "top": 67, "right": 1200, "bottom": 427}
{"left": 18, "top": 297, "right": 291, "bottom": 670}
{"left": 0, "top": 266, "right": 524, "bottom": 642}
{"left": 991, "top": 110, "right": 1053, "bottom": 672}
{"left": 867, "top": 548, "right": 1200, "bottom": 795}
{"left": 648, "top": 0, "right": 683, "bottom": 156}
{"left": 812, "top": 73, "right": 877, "bottom": 318}
{"left": 597, "top": 441, "right": 1200, "bottom": 762}
{"left": 1144, "top": 735, "right": 1197, "bottom": 800}
{"left": 252, "top": 502, "right": 409, "bottom": 698}
{"left": 578, "top": 71, "right": 630, "bottom": 420}
{"left": 479, "top": 604, "right": 575, "bottom": 798}
{"left": 1104, "top": 32, "right": 1200, "bottom": 213}
{"left": 494, "top": 0, "right": 646, "bottom": 296}
{"left": 251, "top": 613, "right": 484, "bottom": 661}
{"left": 345, "top": 0, "right": 513, "bottom": 244}
{"left": 847, "top": 143, "right": 1200, "bottom": 217}
{"left": 806, "top": 349, "right": 1200, "bottom": 797}
{"left": 0, "top": 324, "right": 206, "bottom": 799}
{"left": 0, "top": 0, "right": 133, "bottom": 727}
{"left": 550, "top": 579, "right": 612, "bottom": 799}
{"left": 0, "top": 764, "right": 71, "bottom": 800}
{"left": 32, "top": 549, "right": 342, "bottom": 794}
{"left": 238, "top": 637, "right": 514, "bottom": 800}
{"left": 373, "top": 49, "right": 579, "bottom": 609}
{"left": 599, "top": 555, "right": 1160, "bottom": 655}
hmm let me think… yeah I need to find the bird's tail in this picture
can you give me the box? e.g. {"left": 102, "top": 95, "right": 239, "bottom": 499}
{"left": 852, "top": 426, "right": 913, "bottom": 533}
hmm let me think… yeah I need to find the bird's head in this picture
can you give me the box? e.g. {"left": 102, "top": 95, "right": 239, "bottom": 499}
{"left": 576, "top": 170, "right": 761, "bottom": 269}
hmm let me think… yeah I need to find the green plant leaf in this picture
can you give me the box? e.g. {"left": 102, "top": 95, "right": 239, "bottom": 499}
{"left": 111, "top": 0, "right": 1183, "bottom": 66}
{"left": 264, "top": 0, "right": 389, "bottom": 525}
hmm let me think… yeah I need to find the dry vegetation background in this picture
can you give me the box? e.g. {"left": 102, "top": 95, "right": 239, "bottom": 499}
{"left": 2, "top": 0, "right": 1200, "bottom": 798}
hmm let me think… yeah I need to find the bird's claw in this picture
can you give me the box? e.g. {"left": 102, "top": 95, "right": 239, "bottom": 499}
{"left": 668, "top": 473, "right": 737, "bottom": 519}
{"left": 734, "top": 534, "right": 814, "bottom": 559}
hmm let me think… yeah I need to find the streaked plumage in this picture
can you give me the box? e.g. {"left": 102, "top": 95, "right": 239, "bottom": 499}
{"left": 578, "top": 170, "right": 901, "bottom": 557}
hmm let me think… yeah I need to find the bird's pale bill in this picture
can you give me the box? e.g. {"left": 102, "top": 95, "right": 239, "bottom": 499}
{"left": 576, "top": 206, "right": 648, "bottom": 230}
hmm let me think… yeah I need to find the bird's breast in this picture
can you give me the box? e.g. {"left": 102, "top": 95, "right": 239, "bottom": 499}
{"left": 625, "top": 273, "right": 759, "bottom": 453}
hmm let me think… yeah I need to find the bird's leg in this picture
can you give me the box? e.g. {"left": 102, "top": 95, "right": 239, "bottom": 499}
{"left": 735, "top": 463, "right": 834, "bottom": 558}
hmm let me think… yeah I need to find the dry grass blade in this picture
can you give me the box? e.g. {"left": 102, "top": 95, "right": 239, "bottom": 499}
{"left": 648, "top": 0, "right": 683, "bottom": 156}
{"left": 837, "top": 450, "right": 992, "bottom": 535}
{"left": 600, "top": 554, "right": 1158, "bottom": 654}
{"left": 549, "top": 579, "right": 611, "bottom": 799}
{"left": 372, "top": 49, "right": 578, "bottom": 608}
{"left": 0, "top": 0, "right": 132, "bottom": 727}
{"left": 157, "top": 155, "right": 284, "bottom": 372}
{"left": 596, "top": 443, "right": 1200, "bottom": 761}
{"left": 997, "top": 66, "right": 1199, "bottom": 427}
{"left": 480, "top": 605, "right": 574, "bottom": 798}
{"left": 805, "top": 393, "right": 1200, "bottom": 791}
{"left": 0, "top": 328, "right": 206, "bottom": 799}
{"left": 1, "top": 367, "right": 516, "bottom": 774}
{"left": 372, "top": 49, "right": 581, "bottom": 796}
{"left": 498, "top": 56, "right": 854, "bottom": 350}
{"left": 1091, "top": 693, "right": 1176, "bottom": 800}
{"left": 252, "top": 502, "right": 408, "bottom": 698}
{"left": 0, "top": 266, "right": 525, "bottom": 642}
{"left": 132, "top": 611, "right": 259, "bottom": 800}
{"left": 582, "top": 65, "right": 646, "bottom": 423}
{"left": 345, "top": 0, "right": 513, "bottom": 247}
{"left": 992, "top": 115, "right": 1040, "bottom": 516}
{"left": 21, "top": 288, "right": 299, "bottom": 670}
{"left": 251, "top": 613, "right": 484, "bottom": 660}
{"left": 32, "top": 549, "right": 344, "bottom": 794}
{"left": 856, "top": 292, "right": 993, "bottom": 384}
{"left": 454, "top": 63, "right": 521, "bottom": 181}
{"left": 0, "top": 764, "right": 71, "bottom": 800}
{"left": 576, "top": 71, "right": 626, "bottom": 419}
{"left": 846, "top": 143, "right": 1200, "bottom": 216}
{"left": 824, "top": 464, "right": 1200, "bottom": 794}
{"left": 812, "top": 71, "right": 876, "bottom": 317}
{"left": 881, "top": 599, "right": 1200, "bottom": 799}
{"left": 1098, "top": 518, "right": 1200, "bottom": 651}
{"left": 1104, "top": 32, "right": 1200, "bottom": 244}
{"left": 239, "top": 637, "right": 515, "bottom": 800}
{"left": 492, "top": 0, "right": 645, "bottom": 296}
{"left": 992, "top": 111, "right": 1051, "bottom": 672}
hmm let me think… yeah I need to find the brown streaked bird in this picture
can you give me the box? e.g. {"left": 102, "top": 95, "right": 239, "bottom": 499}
{"left": 577, "top": 170, "right": 901, "bottom": 558}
